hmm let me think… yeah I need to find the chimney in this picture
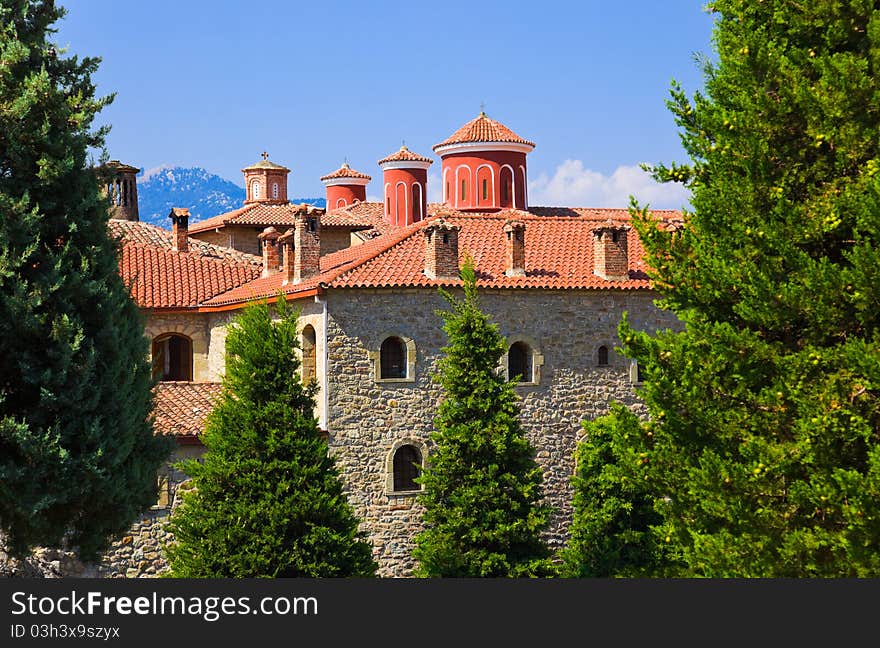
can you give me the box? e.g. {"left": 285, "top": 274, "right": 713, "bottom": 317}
{"left": 593, "top": 221, "right": 630, "bottom": 281}
{"left": 259, "top": 226, "right": 280, "bottom": 277}
{"left": 278, "top": 228, "right": 295, "bottom": 285}
{"left": 503, "top": 220, "right": 526, "bottom": 277}
{"left": 423, "top": 218, "right": 461, "bottom": 280}
{"left": 293, "top": 205, "right": 321, "bottom": 284}
{"left": 169, "top": 208, "right": 190, "bottom": 252}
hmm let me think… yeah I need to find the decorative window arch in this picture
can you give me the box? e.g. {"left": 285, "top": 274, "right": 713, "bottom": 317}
{"left": 500, "top": 165, "right": 515, "bottom": 207}
{"left": 597, "top": 345, "right": 610, "bottom": 367}
{"left": 152, "top": 333, "right": 193, "bottom": 381}
{"left": 475, "top": 164, "right": 495, "bottom": 207}
{"left": 370, "top": 333, "right": 417, "bottom": 383}
{"left": 501, "top": 336, "right": 544, "bottom": 385}
{"left": 443, "top": 167, "right": 451, "bottom": 203}
{"left": 385, "top": 439, "right": 426, "bottom": 494}
{"left": 301, "top": 324, "right": 317, "bottom": 384}
{"left": 454, "top": 165, "right": 472, "bottom": 208}
{"left": 519, "top": 164, "right": 528, "bottom": 207}
{"left": 395, "top": 181, "right": 408, "bottom": 226}
{"left": 411, "top": 182, "right": 423, "bottom": 222}
{"left": 251, "top": 180, "right": 261, "bottom": 200}
{"left": 336, "top": 197, "right": 347, "bottom": 208}
{"left": 384, "top": 182, "right": 391, "bottom": 218}
{"left": 272, "top": 182, "right": 279, "bottom": 199}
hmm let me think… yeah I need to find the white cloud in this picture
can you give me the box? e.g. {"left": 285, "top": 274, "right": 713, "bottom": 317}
{"left": 427, "top": 172, "right": 442, "bottom": 203}
{"left": 528, "top": 160, "right": 690, "bottom": 210}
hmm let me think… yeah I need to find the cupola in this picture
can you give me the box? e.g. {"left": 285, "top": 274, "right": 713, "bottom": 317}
{"left": 433, "top": 112, "right": 535, "bottom": 212}
{"left": 243, "top": 152, "right": 290, "bottom": 204}
{"left": 320, "top": 162, "right": 371, "bottom": 210}
{"left": 377, "top": 145, "right": 433, "bottom": 227}
{"left": 102, "top": 160, "right": 140, "bottom": 221}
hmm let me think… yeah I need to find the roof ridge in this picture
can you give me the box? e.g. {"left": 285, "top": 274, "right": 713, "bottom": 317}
{"left": 321, "top": 220, "right": 431, "bottom": 287}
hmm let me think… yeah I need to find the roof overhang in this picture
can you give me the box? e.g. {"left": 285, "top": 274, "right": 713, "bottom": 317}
{"left": 321, "top": 176, "right": 371, "bottom": 187}
{"left": 433, "top": 141, "right": 535, "bottom": 156}
{"left": 378, "top": 160, "right": 433, "bottom": 171}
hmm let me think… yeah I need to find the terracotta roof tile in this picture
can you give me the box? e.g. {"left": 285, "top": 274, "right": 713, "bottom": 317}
{"left": 153, "top": 382, "right": 221, "bottom": 437}
{"left": 204, "top": 206, "right": 683, "bottom": 306}
{"left": 433, "top": 112, "right": 535, "bottom": 150}
{"left": 187, "top": 203, "right": 350, "bottom": 234}
{"left": 109, "top": 220, "right": 262, "bottom": 309}
{"left": 323, "top": 201, "right": 396, "bottom": 235}
{"left": 320, "top": 162, "right": 371, "bottom": 181}
{"left": 377, "top": 146, "right": 433, "bottom": 165}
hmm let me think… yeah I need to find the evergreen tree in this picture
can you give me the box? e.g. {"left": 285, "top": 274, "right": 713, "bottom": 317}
{"left": 563, "top": 405, "right": 679, "bottom": 577}
{"left": 580, "top": 1, "right": 880, "bottom": 576}
{"left": 0, "top": 0, "right": 169, "bottom": 560}
{"left": 413, "top": 259, "right": 554, "bottom": 577}
{"left": 164, "top": 297, "right": 376, "bottom": 577}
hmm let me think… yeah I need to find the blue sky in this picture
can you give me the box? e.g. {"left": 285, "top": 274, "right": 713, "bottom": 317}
{"left": 56, "top": 1, "right": 715, "bottom": 208}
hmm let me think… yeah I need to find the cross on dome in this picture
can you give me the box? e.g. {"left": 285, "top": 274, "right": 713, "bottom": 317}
{"left": 262, "top": 151, "right": 269, "bottom": 160}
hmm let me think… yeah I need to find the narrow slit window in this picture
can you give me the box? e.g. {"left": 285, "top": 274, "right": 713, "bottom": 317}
{"left": 508, "top": 341, "right": 532, "bottom": 383}
{"left": 393, "top": 445, "right": 422, "bottom": 491}
{"left": 598, "top": 345, "right": 609, "bottom": 366}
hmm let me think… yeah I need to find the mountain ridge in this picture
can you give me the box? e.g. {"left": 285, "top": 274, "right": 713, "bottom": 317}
{"left": 134, "top": 166, "right": 326, "bottom": 229}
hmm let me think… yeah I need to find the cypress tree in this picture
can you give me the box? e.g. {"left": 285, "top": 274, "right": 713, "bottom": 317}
{"left": 0, "top": 0, "right": 169, "bottom": 560}
{"left": 164, "top": 297, "right": 376, "bottom": 577}
{"left": 577, "top": 1, "right": 880, "bottom": 576}
{"left": 413, "top": 259, "right": 554, "bottom": 577}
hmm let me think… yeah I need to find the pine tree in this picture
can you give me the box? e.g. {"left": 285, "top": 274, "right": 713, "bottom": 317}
{"left": 579, "top": 1, "right": 880, "bottom": 576}
{"left": 0, "top": 0, "right": 169, "bottom": 560}
{"left": 563, "top": 405, "right": 679, "bottom": 577}
{"left": 413, "top": 259, "right": 554, "bottom": 577}
{"left": 164, "top": 297, "right": 376, "bottom": 577}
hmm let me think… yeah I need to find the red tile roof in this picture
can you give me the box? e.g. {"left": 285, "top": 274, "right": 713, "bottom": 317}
{"left": 110, "top": 219, "right": 262, "bottom": 309}
{"left": 377, "top": 145, "right": 434, "bottom": 165}
{"left": 323, "top": 201, "right": 396, "bottom": 236}
{"left": 153, "top": 382, "right": 221, "bottom": 437}
{"left": 320, "top": 162, "right": 371, "bottom": 181}
{"left": 203, "top": 206, "right": 683, "bottom": 306}
{"left": 433, "top": 112, "right": 535, "bottom": 150}
{"left": 187, "top": 202, "right": 366, "bottom": 234}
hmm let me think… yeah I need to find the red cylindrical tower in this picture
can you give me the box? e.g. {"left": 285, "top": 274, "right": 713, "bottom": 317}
{"left": 433, "top": 112, "right": 535, "bottom": 212}
{"left": 377, "top": 146, "right": 433, "bottom": 227}
{"left": 320, "top": 162, "right": 371, "bottom": 210}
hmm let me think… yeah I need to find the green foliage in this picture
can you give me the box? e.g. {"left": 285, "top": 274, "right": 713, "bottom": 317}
{"left": 563, "top": 404, "right": 681, "bottom": 577}
{"left": 413, "top": 258, "right": 555, "bottom": 577}
{"left": 0, "top": 0, "right": 169, "bottom": 560}
{"left": 164, "top": 297, "right": 377, "bottom": 577}
{"left": 581, "top": 1, "right": 880, "bottom": 576}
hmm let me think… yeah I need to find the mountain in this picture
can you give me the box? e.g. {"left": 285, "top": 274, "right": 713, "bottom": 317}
{"left": 135, "top": 166, "right": 326, "bottom": 229}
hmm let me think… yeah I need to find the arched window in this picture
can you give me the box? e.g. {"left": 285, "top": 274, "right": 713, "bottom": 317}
{"left": 301, "top": 325, "right": 317, "bottom": 384}
{"left": 272, "top": 182, "right": 279, "bottom": 199}
{"left": 597, "top": 345, "right": 609, "bottom": 366}
{"left": 252, "top": 181, "right": 261, "bottom": 200}
{"left": 508, "top": 341, "right": 532, "bottom": 383}
{"left": 412, "top": 183, "right": 422, "bottom": 222}
{"left": 393, "top": 444, "right": 422, "bottom": 491}
{"left": 380, "top": 336, "right": 407, "bottom": 379}
{"left": 152, "top": 334, "right": 192, "bottom": 381}
{"left": 461, "top": 179, "right": 467, "bottom": 201}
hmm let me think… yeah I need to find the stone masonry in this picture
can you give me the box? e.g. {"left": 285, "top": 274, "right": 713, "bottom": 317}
{"left": 324, "top": 286, "right": 681, "bottom": 577}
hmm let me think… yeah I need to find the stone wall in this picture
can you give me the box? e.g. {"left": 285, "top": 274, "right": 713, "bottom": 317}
{"left": 1, "top": 444, "right": 203, "bottom": 579}
{"left": 325, "top": 286, "right": 681, "bottom": 577}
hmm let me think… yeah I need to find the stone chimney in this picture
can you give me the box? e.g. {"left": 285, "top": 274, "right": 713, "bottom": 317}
{"left": 503, "top": 220, "right": 526, "bottom": 277}
{"left": 423, "top": 218, "right": 461, "bottom": 280}
{"left": 278, "top": 228, "right": 295, "bottom": 285}
{"left": 293, "top": 205, "right": 321, "bottom": 284}
{"left": 259, "top": 226, "right": 280, "bottom": 278}
{"left": 169, "top": 208, "right": 190, "bottom": 252}
{"left": 593, "top": 221, "right": 631, "bottom": 281}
